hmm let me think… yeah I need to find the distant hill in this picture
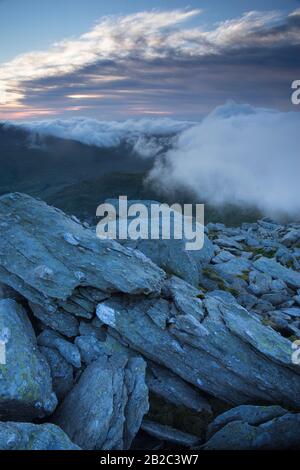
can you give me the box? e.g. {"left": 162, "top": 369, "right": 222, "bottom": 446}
{"left": 0, "top": 123, "right": 262, "bottom": 225}
{"left": 0, "top": 123, "right": 153, "bottom": 198}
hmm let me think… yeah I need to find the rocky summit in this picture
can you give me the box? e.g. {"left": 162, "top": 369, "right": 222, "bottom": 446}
{"left": 0, "top": 193, "right": 300, "bottom": 450}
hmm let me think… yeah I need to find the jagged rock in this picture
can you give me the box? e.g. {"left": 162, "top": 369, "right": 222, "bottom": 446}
{"left": 207, "top": 405, "right": 287, "bottom": 438}
{"left": 141, "top": 420, "right": 200, "bottom": 447}
{"left": 248, "top": 269, "right": 272, "bottom": 296}
{"left": 54, "top": 354, "right": 149, "bottom": 450}
{"left": 38, "top": 329, "right": 81, "bottom": 368}
{"left": 146, "top": 363, "right": 211, "bottom": 413}
{"left": 0, "top": 193, "right": 165, "bottom": 318}
{"left": 203, "top": 406, "right": 300, "bottom": 450}
{"left": 29, "top": 302, "right": 79, "bottom": 338}
{"left": 0, "top": 422, "right": 80, "bottom": 450}
{"left": 213, "top": 258, "right": 251, "bottom": 279}
{"left": 0, "top": 299, "right": 57, "bottom": 420}
{"left": 254, "top": 257, "right": 300, "bottom": 290}
{"left": 96, "top": 277, "right": 300, "bottom": 409}
{"left": 40, "top": 346, "right": 74, "bottom": 401}
{"left": 104, "top": 199, "right": 215, "bottom": 286}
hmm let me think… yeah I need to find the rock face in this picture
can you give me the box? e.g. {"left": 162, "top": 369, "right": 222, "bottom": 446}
{"left": 0, "top": 193, "right": 165, "bottom": 321}
{"left": 54, "top": 353, "right": 149, "bottom": 450}
{"left": 0, "top": 299, "right": 57, "bottom": 420}
{"left": 204, "top": 405, "right": 300, "bottom": 450}
{"left": 96, "top": 278, "right": 300, "bottom": 409}
{"left": 0, "top": 422, "right": 80, "bottom": 450}
{"left": 0, "top": 193, "right": 300, "bottom": 450}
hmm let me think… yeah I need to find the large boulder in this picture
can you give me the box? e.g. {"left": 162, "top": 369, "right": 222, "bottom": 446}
{"left": 104, "top": 199, "right": 215, "bottom": 286}
{"left": 0, "top": 422, "right": 80, "bottom": 450}
{"left": 204, "top": 405, "right": 300, "bottom": 450}
{"left": 0, "top": 299, "right": 57, "bottom": 420}
{"left": 54, "top": 353, "right": 149, "bottom": 450}
{"left": 0, "top": 193, "right": 165, "bottom": 319}
{"left": 96, "top": 277, "right": 300, "bottom": 409}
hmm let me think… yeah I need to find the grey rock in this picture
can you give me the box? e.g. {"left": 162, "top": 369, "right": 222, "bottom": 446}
{"left": 294, "top": 295, "right": 300, "bottom": 306}
{"left": 261, "top": 292, "right": 289, "bottom": 306}
{"left": 38, "top": 329, "right": 81, "bottom": 368}
{"left": 0, "top": 299, "right": 57, "bottom": 420}
{"left": 213, "top": 258, "right": 251, "bottom": 279}
{"left": 0, "top": 421, "right": 80, "bottom": 450}
{"left": 0, "top": 193, "right": 165, "bottom": 319}
{"left": 96, "top": 277, "right": 300, "bottom": 408}
{"left": 248, "top": 270, "right": 272, "bottom": 296}
{"left": 29, "top": 302, "right": 79, "bottom": 338}
{"left": 212, "top": 250, "right": 235, "bottom": 264}
{"left": 207, "top": 405, "right": 287, "bottom": 438}
{"left": 141, "top": 420, "right": 200, "bottom": 447}
{"left": 280, "top": 307, "right": 300, "bottom": 318}
{"left": 204, "top": 407, "right": 300, "bottom": 450}
{"left": 146, "top": 362, "right": 211, "bottom": 413}
{"left": 281, "top": 229, "right": 300, "bottom": 247}
{"left": 40, "top": 346, "right": 74, "bottom": 401}
{"left": 237, "top": 293, "right": 257, "bottom": 310}
{"left": 54, "top": 354, "right": 149, "bottom": 450}
{"left": 254, "top": 257, "right": 300, "bottom": 290}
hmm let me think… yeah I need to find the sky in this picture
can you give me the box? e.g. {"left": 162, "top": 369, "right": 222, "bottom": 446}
{"left": 0, "top": 0, "right": 299, "bottom": 120}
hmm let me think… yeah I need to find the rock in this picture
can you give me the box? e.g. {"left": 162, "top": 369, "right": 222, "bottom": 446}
{"left": 0, "top": 422, "right": 80, "bottom": 450}
{"left": 38, "top": 329, "right": 81, "bottom": 368}
{"left": 213, "top": 258, "right": 251, "bottom": 279}
{"left": 96, "top": 277, "right": 300, "bottom": 409}
{"left": 54, "top": 354, "right": 149, "bottom": 450}
{"left": 29, "top": 302, "right": 79, "bottom": 338}
{"left": 281, "top": 230, "right": 300, "bottom": 247}
{"left": 207, "top": 405, "right": 287, "bottom": 438}
{"left": 104, "top": 199, "right": 215, "bottom": 286}
{"left": 146, "top": 363, "right": 211, "bottom": 413}
{"left": 212, "top": 251, "right": 235, "bottom": 264}
{"left": 280, "top": 307, "right": 300, "bottom": 318}
{"left": 141, "top": 420, "right": 200, "bottom": 447}
{"left": 0, "top": 193, "right": 165, "bottom": 318}
{"left": 40, "top": 346, "right": 74, "bottom": 401}
{"left": 261, "top": 292, "right": 289, "bottom": 306}
{"left": 254, "top": 257, "right": 300, "bottom": 290}
{"left": 214, "top": 237, "right": 243, "bottom": 250}
{"left": 237, "top": 293, "right": 257, "bottom": 310}
{"left": 0, "top": 299, "right": 57, "bottom": 420}
{"left": 204, "top": 406, "right": 300, "bottom": 450}
{"left": 248, "top": 270, "right": 272, "bottom": 296}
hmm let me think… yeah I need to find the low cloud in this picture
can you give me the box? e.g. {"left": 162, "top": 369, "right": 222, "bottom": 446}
{"left": 147, "top": 102, "right": 300, "bottom": 216}
{"left": 5, "top": 116, "right": 192, "bottom": 157}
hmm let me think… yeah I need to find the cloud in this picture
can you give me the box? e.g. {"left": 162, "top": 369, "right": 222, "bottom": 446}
{"left": 4, "top": 116, "right": 193, "bottom": 157}
{"left": 147, "top": 102, "right": 300, "bottom": 216}
{"left": 0, "top": 8, "right": 300, "bottom": 118}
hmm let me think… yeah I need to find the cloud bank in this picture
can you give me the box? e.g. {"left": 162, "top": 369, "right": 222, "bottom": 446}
{"left": 147, "top": 102, "right": 300, "bottom": 216}
{"left": 4, "top": 117, "right": 192, "bottom": 158}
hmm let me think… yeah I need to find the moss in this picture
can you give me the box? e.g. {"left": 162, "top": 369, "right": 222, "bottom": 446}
{"left": 236, "top": 270, "right": 250, "bottom": 282}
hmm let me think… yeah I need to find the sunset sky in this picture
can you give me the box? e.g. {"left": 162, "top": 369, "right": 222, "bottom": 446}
{"left": 0, "top": 0, "right": 299, "bottom": 120}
